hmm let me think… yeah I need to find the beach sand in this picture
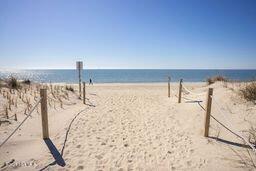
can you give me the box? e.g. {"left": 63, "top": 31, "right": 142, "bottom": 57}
{"left": 0, "top": 82, "right": 255, "bottom": 170}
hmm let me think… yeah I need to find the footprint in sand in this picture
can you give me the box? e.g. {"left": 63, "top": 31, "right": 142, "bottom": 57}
{"left": 187, "top": 160, "right": 192, "bottom": 166}
{"left": 95, "top": 155, "right": 103, "bottom": 160}
{"left": 77, "top": 165, "right": 84, "bottom": 170}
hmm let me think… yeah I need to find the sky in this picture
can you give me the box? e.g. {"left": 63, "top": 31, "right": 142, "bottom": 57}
{"left": 0, "top": 0, "right": 256, "bottom": 69}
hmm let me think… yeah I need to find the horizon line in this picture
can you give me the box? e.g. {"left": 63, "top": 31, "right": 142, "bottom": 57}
{"left": 0, "top": 68, "right": 256, "bottom": 70}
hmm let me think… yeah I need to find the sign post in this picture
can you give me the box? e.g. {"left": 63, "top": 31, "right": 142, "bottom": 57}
{"left": 76, "top": 61, "right": 83, "bottom": 98}
{"left": 168, "top": 76, "right": 171, "bottom": 97}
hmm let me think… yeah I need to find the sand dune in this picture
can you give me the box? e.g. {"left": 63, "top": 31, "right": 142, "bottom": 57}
{"left": 0, "top": 83, "right": 255, "bottom": 170}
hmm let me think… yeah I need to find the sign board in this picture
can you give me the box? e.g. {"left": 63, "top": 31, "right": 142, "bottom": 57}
{"left": 76, "top": 61, "right": 83, "bottom": 70}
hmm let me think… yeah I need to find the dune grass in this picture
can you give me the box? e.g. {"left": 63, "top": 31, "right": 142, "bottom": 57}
{"left": 7, "top": 77, "right": 21, "bottom": 89}
{"left": 65, "top": 85, "right": 74, "bottom": 92}
{"left": 240, "top": 82, "right": 256, "bottom": 103}
{"left": 207, "top": 75, "right": 228, "bottom": 85}
{"left": 22, "top": 79, "right": 31, "bottom": 85}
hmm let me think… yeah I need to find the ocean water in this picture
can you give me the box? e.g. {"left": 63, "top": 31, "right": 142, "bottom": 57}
{"left": 0, "top": 69, "right": 255, "bottom": 83}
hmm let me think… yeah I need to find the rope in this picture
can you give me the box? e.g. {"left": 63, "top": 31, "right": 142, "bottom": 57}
{"left": 47, "top": 96, "right": 59, "bottom": 102}
{"left": 180, "top": 90, "right": 203, "bottom": 102}
{"left": 182, "top": 84, "right": 206, "bottom": 96}
{"left": 182, "top": 95, "right": 202, "bottom": 102}
{"left": 211, "top": 96, "right": 256, "bottom": 152}
{"left": 174, "top": 93, "right": 202, "bottom": 103}
{"left": 211, "top": 96, "right": 232, "bottom": 127}
{"left": 47, "top": 96, "right": 76, "bottom": 106}
{"left": 0, "top": 98, "right": 41, "bottom": 148}
{"left": 176, "top": 84, "right": 255, "bottom": 152}
{"left": 39, "top": 107, "right": 90, "bottom": 171}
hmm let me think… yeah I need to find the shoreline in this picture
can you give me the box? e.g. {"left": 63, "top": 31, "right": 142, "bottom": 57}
{"left": 65, "top": 82, "right": 208, "bottom": 85}
{"left": 40, "top": 81, "right": 252, "bottom": 85}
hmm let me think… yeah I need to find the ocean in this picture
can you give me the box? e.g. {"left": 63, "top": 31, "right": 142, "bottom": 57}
{"left": 0, "top": 69, "right": 255, "bottom": 83}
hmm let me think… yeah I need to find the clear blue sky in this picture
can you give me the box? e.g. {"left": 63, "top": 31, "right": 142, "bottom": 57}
{"left": 0, "top": 0, "right": 256, "bottom": 69}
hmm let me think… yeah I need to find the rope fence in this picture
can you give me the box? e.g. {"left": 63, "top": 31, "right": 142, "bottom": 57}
{"left": 0, "top": 98, "right": 41, "bottom": 148}
{"left": 182, "top": 84, "right": 207, "bottom": 96}
{"left": 173, "top": 78, "right": 256, "bottom": 153}
{"left": 47, "top": 96, "right": 76, "bottom": 106}
{"left": 211, "top": 96, "right": 256, "bottom": 152}
{"left": 0, "top": 83, "right": 88, "bottom": 149}
{"left": 178, "top": 83, "right": 206, "bottom": 102}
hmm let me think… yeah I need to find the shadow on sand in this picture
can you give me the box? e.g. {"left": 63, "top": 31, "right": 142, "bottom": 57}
{"left": 39, "top": 138, "right": 66, "bottom": 170}
{"left": 39, "top": 106, "right": 91, "bottom": 170}
{"left": 185, "top": 100, "right": 205, "bottom": 111}
{"left": 44, "top": 139, "right": 66, "bottom": 167}
{"left": 208, "top": 136, "right": 252, "bottom": 149}
{"left": 85, "top": 98, "right": 96, "bottom": 107}
{"left": 187, "top": 99, "right": 254, "bottom": 150}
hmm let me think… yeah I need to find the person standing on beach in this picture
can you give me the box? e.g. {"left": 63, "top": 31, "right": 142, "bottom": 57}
{"left": 89, "top": 78, "right": 93, "bottom": 85}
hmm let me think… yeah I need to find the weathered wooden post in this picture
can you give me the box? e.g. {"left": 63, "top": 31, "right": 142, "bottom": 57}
{"left": 83, "top": 82, "right": 86, "bottom": 104}
{"left": 40, "top": 88, "right": 49, "bottom": 139}
{"left": 76, "top": 61, "right": 83, "bottom": 99}
{"left": 5, "top": 107, "right": 9, "bottom": 119}
{"left": 168, "top": 76, "right": 171, "bottom": 98}
{"left": 178, "top": 79, "right": 183, "bottom": 103}
{"left": 14, "top": 113, "right": 17, "bottom": 121}
{"left": 204, "top": 88, "right": 213, "bottom": 137}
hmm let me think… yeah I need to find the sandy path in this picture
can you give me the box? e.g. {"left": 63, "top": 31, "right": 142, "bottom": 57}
{"left": 36, "top": 84, "right": 209, "bottom": 170}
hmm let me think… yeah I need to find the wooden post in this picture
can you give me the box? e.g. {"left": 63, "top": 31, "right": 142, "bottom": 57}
{"left": 83, "top": 82, "right": 86, "bottom": 104}
{"left": 79, "top": 69, "right": 81, "bottom": 98}
{"left": 14, "top": 113, "right": 17, "bottom": 121}
{"left": 5, "top": 107, "right": 9, "bottom": 119}
{"left": 204, "top": 88, "right": 213, "bottom": 137}
{"left": 168, "top": 76, "right": 171, "bottom": 98}
{"left": 76, "top": 61, "right": 83, "bottom": 99}
{"left": 40, "top": 89, "right": 49, "bottom": 139}
{"left": 178, "top": 79, "right": 183, "bottom": 103}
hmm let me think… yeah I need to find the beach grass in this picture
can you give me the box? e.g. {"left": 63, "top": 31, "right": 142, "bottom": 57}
{"left": 7, "top": 77, "right": 21, "bottom": 89}
{"left": 207, "top": 75, "right": 228, "bottom": 85}
{"left": 240, "top": 82, "right": 256, "bottom": 103}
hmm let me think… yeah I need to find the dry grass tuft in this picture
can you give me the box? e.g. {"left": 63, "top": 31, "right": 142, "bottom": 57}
{"left": 65, "top": 85, "right": 74, "bottom": 92}
{"left": 248, "top": 126, "right": 256, "bottom": 146}
{"left": 207, "top": 75, "right": 228, "bottom": 85}
{"left": 0, "top": 79, "right": 3, "bottom": 88}
{"left": 22, "top": 79, "right": 31, "bottom": 85}
{"left": 7, "top": 77, "right": 21, "bottom": 89}
{"left": 240, "top": 82, "right": 256, "bottom": 103}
